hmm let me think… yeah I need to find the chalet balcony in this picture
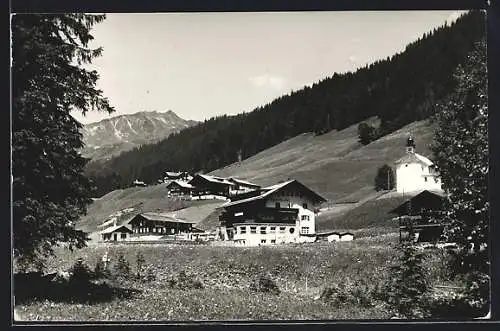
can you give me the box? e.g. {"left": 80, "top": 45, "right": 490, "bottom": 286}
{"left": 220, "top": 207, "right": 298, "bottom": 226}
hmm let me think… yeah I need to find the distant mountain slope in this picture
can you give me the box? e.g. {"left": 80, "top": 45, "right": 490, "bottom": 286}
{"left": 86, "top": 11, "right": 484, "bottom": 195}
{"left": 210, "top": 119, "right": 436, "bottom": 203}
{"left": 81, "top": 110, "right": 198, "bottom": 161}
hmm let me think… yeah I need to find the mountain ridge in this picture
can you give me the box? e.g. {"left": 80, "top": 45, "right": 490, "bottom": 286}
{"left": 81, "top": 110, "right": 198, "bottom": 161}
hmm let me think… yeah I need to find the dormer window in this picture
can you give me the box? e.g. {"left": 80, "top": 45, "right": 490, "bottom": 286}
{"left": 275, "top": 202, "right": 280, "bottom": 209}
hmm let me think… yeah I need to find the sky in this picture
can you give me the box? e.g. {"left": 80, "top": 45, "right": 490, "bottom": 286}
{"left": 70, "top": 11, "right": 466, "bottom": 125}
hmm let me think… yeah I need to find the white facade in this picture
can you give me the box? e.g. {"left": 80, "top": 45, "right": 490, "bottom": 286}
{"left": 395, "top": 143, "right": 443, "bottom": 194}
{"left": 219, "top": 180, "right": 325, "bottom": 246}
{"left": 232, "top": 223, "right": 299, "bottom": 246}
{"left": 264, "top": 195, "right": 316, "bottom": 235}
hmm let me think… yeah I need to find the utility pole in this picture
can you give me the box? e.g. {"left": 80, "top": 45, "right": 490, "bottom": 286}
{"left": 387, "top": 167, "right": 390, "bottom": 190}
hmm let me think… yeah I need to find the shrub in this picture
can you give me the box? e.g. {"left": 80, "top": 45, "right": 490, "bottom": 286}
{"left": 380, "top": 243, "right": 431, "bottom": 318}
{"left": 94, "top": 260, "right": 111, "bottom": 279}
{"left": 113, "top": 254, "right": 131, "bottom": 280}
{"left": 357, "top": 122, "right": 377, "bottom": 145}
{"left": 168, "top": 270, "right": 203, "bottom": 290}
{"left": 250, "top": 275, "right": 280, "bottom": 295}
{"left": 374, "top": 164, "right": 395, "bottom": 191}
{"left": 321, "top": 279, "right": 379, "bottom": 308}
{"left": 69, "top": 258, "right": 94, "bottom": 285}
{"left": 136, "top": 252, "right": 146, "bottom": 278}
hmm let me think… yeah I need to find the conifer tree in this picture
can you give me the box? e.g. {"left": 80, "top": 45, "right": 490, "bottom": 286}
{"left": 12, "top": 14, "right": 114, "bottom": 268}
{"left": 431, "top": 38, "right": 488, "bottom": 314}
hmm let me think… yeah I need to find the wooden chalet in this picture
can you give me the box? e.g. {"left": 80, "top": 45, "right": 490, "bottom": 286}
{"left": 391, "top": 190, "right": 447, "bottom": 243}
{"left": 100, "top": 224, "right": 133, "bottom": 242}
{"left": 164, "top": 171, "right": 192, "bottom": 181}
{"left": 228, "top": 178, "right": 261, "bottom": 196}
{"left": 128, "top": 212, "right": 197, "bottom": 235}
{"left": 132, "top": 179, "right": 147, "bottom": 187}
{"left": 167, "top": 180, "right": 194, "bottom": 196}
{"left": 188, "top": 174, "right": 235, "bottom": 197}
{"left": 217, "top": 179, "right": 326, "bottom": 246}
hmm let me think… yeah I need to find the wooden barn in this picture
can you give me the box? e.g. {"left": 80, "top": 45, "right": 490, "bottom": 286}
{"left": 128, "top": 212, "right": 197, "bottom": 235}
{"left": 391, "top": 190, "right": 447, "bottom": 243}
{"left": 188, "top": 174, "right": 235, "bottom": 197}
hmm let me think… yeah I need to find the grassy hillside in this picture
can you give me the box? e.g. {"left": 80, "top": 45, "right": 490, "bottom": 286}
{"left": 77, "top": 184, "right": 226, "bottom": 235}
{"left": 79, "top": 119, "right": 435, "bottom": 235}
{"left": 210, "top": 119, "right": 436, "bottom": 203}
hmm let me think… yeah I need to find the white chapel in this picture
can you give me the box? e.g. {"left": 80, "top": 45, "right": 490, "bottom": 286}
{"left": 394, "top": 136, "right": 443, "bottom": 194}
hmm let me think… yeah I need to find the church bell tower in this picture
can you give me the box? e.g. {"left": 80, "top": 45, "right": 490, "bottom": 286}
{"left": 406, "top": 136, "right": 416, "bottom": 154}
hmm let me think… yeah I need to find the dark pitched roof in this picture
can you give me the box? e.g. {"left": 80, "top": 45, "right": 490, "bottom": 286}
{"left": 130, "top": 212, "right": 197, "bottom": 224}
{"left": 219, "top": 179, "right": 326, "bottom": 209}
{"left": 391, "top": 189, "right": 447, "bottom": 215}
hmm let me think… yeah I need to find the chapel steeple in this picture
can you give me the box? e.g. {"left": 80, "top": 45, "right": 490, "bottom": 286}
{"left": 406, "top": 136, "right": 416, "bottom": 154}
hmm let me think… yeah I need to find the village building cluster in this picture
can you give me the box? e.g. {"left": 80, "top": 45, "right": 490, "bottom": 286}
{"left": 101, "top": 136, "right": 447, "bottom": 247}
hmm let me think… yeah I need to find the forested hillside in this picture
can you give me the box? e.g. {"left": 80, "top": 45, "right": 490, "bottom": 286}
{"left": 86, "top": 11, "right": 485, "bottom": 197}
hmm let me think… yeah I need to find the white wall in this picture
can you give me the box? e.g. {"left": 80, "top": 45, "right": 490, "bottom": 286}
{"left": 232, "top": 224, "right": 298, "bottom": 246}
{"left": 396, "top": 162, "right": 442, "bottom": 193}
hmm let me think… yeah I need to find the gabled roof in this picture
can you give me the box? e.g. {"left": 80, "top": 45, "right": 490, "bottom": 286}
{"left": 100, "top": 224, "right": 133, "bottom": 234}
{"left": 395, "top": 152, "right": 434, "bottom": 166}
{"left": 130, "top": 212, "right": 197, "bottom": 224}
{"left": 229, "top": 178, "right": 260, "bottom": 188}
{"left": 390, "top": 189, "right": 447, "bottom": 215}
{"left": 165, "top": 171, "right": 182, "bottom": 177}
{"left": 220, "top": 179, "right": 326, "bottom": 208}
{"left": 192, "top": 174, "right": 235, "bottom": 186}
{"left": 167, "top": 180, "right": 193, "bottom": 189}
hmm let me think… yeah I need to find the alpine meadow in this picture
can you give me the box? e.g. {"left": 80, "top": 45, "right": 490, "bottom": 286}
{"left": 11, "top": 11, "right": 491, "bottom": 322}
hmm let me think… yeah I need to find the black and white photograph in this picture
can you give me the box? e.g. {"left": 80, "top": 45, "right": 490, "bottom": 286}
{"left": 11, "top": 8, "right": 491, "bottom": 323}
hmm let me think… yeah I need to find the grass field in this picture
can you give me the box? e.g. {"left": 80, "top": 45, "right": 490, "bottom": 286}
{"left": 14, "top": 233, "right": 455, "bottom": 321}
{"left": 210, "top": 119, "right": 436, "bottom": 203}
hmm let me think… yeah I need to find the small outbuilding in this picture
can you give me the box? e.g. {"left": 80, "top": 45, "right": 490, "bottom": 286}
{"left": 339, "top": 232, "right": 354, "bottom": 241}
{"left": 100, "top": 224, "right": 133, "bottom": 242}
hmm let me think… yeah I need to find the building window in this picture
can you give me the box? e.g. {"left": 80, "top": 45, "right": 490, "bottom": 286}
{"left": 270, "top": 226, "right": 276, "bottom": 232}
{"left": 240, "top": 226, "right": 247, "bottom": 234}
{"left": 260, "top": 226, "right": 267, "bottom": 234}
{"left": 289, "top": 227, "right": 295, "bottom": 234}
{"left": 301, "top": 215, "right": 310, "bottom": 221}
{"left": 424, "top": 177, "right": 428, "bottom": 182}
{"left": 271, "top": 239, "right": 276, "bottom": 244}
{"left": 261, "top": 239, "right": 266, "bottom": 244}
{"left": 303, "top": 203, "right": 308, "bottom": 209}
{"left": 121, "top": 233, "right": 127, "bottom": 239}
{"left": 250, "top": 226, "right": 257, "bottom": 234}
{"left": 301, "top": 227, "right": 309, "bottom": 234}
{"left": 275, "top": 202, "right": 280, "bottom": 208}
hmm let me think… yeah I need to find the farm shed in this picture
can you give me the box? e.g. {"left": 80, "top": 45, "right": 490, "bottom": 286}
{"left": 100, "top": 225, "right": 133, "bottom": 242}
{"left": 392, "top": 190, "right": 448, "bottom": 243}
{"left": 339, "top": 233, "right": 354, "bottom": 241}
{"left": 326, "top": 233, "right": 341, "bottom": 242}
{"left": 128, "top": 212, "right": 197, "bottom": 235}
{"left": 391, "top": 189, "right": 446, "bottom": 216}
